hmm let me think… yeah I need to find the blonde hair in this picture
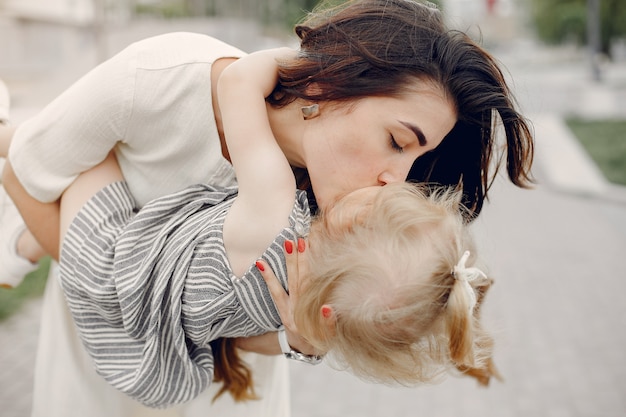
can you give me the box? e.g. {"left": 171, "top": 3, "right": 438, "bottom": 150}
{"left": 296, "top": 182, "right": 499, "bottom": 386}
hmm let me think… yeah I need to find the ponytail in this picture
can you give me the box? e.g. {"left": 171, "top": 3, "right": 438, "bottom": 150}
{"left": 444, "top": 254, "right": 501, "bottom": 385}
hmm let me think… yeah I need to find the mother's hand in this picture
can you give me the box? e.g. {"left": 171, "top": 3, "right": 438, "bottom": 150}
{"left": 255, "top": 238, "right": 320, "bottom": 356}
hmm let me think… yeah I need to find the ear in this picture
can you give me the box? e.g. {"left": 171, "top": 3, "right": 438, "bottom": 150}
{"left": 320, "top": 304, "right": 337, "bottom": 331}
{"left": 321, "top": 305, "right": 333, "bottom": 318}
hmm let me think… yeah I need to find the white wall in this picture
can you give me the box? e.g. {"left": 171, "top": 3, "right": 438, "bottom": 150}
{"left": 2, "top": 0, "right": 95, "bottom": 24}
{"left": 1, "top": 0, "right": 130, "bottom": 25}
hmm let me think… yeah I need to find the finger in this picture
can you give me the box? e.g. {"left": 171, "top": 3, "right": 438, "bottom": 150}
{"left": 283, "top": 239, "right": 298, "bottom": 297}
{"left": 289, "top": 238, "right": 309, "bottom": 304}
{"left": 256, "top": 259, "right": 291, "bottom": 323}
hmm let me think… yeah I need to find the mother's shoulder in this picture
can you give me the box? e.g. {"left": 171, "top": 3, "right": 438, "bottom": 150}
{"left": 125, "top": 32, "right": 247, "bottom": 69}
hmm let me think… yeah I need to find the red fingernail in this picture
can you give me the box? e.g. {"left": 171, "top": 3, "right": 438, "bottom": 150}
{"left": 321, "top": 306, "right": 332, "bottom": 318}
{"left": 297, "top": 238, "right": 305, "bottom": 253}
{"left": 284, "top": 240, "right": 293, "bottom": 254}
{"left": 255, "top": 261, "right": 265, "bottom": 272}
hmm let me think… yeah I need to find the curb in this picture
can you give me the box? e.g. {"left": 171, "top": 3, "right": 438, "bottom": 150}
{"left": 529, "top": 113, "right": 626, "bottom": 205}
{"left": 531, "top": 113, "right": 610, "bottom": 195}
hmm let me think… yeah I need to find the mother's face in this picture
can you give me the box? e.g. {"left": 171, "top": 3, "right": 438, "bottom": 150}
{"left": 302, "top": 83, "right": 457, "bottom": 210}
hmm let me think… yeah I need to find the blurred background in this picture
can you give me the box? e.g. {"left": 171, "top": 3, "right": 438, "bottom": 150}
{"left": 1, "top": 1, "right": 625, "bottom": 416}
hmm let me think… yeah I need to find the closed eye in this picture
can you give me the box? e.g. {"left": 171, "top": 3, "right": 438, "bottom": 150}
{"left": 390, "top": 134, "right": 403, "bottom": 153}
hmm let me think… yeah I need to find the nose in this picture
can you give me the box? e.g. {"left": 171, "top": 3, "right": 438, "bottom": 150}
{"left": 377, "top": 158, "right": 414, "bottom": 185}
{"left": 377, "top": 170, "right": 403, "bottom": 186}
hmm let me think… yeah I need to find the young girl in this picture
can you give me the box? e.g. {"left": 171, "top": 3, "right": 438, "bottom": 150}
{"left": 58, "top": 153, "right": 496, "bottom": 407}
{"left": 5, "top": 49, "right": 497, "bottom": 407}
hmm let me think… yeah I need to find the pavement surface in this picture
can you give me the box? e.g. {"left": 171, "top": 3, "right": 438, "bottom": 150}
{"left": 1, "top": 12, "right": 626, "bottom": 417}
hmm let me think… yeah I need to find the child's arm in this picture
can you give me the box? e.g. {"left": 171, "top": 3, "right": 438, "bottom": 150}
{"left": 218, "top": 48, "right": 298, "bottom": 277}
{"left": 3, "top": 161, "right": 61, "bottom": 259}
{"left": 218, "top": 50, "right": 320, "bottom": 356}
{"left": 218, "top": 47, "right": 296, "bottom": 201}
{"left": 3, "top": 152, "right": 123, "bottom": 262}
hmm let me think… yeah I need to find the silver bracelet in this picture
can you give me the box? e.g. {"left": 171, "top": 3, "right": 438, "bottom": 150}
{"left": 277, "top": 326, "right": 324, "bottom": 365}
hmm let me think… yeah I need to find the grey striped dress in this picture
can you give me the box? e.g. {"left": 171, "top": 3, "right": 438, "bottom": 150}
{"left": 59, "top": 181, "right": 310, "bottom": 408}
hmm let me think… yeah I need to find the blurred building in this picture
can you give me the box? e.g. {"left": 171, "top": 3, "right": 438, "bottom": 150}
{"left": 0, "top": 0, "right": 295, "bottom": 115}
{"left": 0, "top": 0, "right": 129, "bottom": 79}
{"left": 0, "top": 0, "right": 302, "bottom": 74}
{"left": 442, "top": 0, "right": 524, "bottom": 46}
{"left": 2, "top": 0, "right": 129, "bottom": 25}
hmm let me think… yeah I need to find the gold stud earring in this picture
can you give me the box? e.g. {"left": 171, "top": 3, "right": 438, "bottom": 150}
{"left": 301, "top": 104, "right": 320, "bottom": 120}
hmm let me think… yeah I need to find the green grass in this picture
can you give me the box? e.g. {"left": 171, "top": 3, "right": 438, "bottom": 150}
{"left": 0, "top": 257, "right": 50, "bottom": 321}
{"left": 565, "top": 118, "right": 626, "bottom": 186}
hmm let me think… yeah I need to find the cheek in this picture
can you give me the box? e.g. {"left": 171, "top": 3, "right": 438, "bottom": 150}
{"left": 324, "top": 129, "right": 383, "bottom": 173}
{"left": 314, "top": 131, "right": 361, "bottom": 175}
{"left": 306, "top": 124, "right": 385, "bottom": 207}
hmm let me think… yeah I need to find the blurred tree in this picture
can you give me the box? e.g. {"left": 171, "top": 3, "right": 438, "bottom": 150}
{"left": 133, "top": 0, "right": 324, "bottom": 28}
{"left": 184, "top": 0, "right": 206, "bottom": 16}
{"left": 134, "top": 0, "right": 445, "bottom": 30}
{"left": 529, "top": 0, "right": 626, "bottom": 59}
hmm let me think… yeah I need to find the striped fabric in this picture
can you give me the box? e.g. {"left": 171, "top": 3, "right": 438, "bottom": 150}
{"left": 59, "top": 181, "right": 310, "bottom": 408}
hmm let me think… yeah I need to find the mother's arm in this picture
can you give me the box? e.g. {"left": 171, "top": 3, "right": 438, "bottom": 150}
{"left": 238, "top": 238, "right": 319, "bottom": 357}
{"left": 236, "top": 333, "right": 282, "bottom": 355}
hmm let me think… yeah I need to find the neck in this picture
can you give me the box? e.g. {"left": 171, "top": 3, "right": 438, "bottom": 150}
{"left": 267, "top": 101, "right": 307, "bottom": 168}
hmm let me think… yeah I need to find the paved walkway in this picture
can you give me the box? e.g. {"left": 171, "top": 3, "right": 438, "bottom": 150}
{"left": 1, "top": 14, "right": 626, "bottom": 417}
{"left": 0, "top": 298, "right": 41, "bottom": 417}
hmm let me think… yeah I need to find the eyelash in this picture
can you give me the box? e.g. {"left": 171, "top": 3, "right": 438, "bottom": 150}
{"left": 390, "top": 134, "right": 403, "bottom": 153}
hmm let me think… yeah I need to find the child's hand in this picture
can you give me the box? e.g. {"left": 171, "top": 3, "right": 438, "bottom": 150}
{"left": 256, "top": 238, "right": 320, "bottom": 356}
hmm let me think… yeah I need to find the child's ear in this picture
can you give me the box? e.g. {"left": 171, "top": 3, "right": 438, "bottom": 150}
{"left": 320, "top": 305, "right": 337, "bottom": 332}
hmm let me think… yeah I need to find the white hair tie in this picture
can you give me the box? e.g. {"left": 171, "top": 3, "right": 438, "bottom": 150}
{"left": 452, "top": 251, "right": 487, "bottom": 313}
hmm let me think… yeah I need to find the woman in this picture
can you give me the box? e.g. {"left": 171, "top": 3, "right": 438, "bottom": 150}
{"left": 1, "top": 1, "right": 533, "bottom": 416}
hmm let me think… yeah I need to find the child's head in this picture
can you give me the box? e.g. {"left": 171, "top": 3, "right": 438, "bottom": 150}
{"left": 296, "top": 182, "right": 497, "bottom": 386}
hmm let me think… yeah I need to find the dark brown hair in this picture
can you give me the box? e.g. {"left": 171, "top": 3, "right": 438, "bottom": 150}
{"left": 216, "top": 0, "right": 528, "bottom": 400}
{"left": 210, "top": 338, "right": 257, "bottom": 402}
{"left": 269, "top": 0, "right": 534, "bottom": 220}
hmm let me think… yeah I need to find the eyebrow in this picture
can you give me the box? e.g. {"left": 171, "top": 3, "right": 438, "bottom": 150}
{"left": 399, "top": 121, "right": 427, "bottom": 146}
